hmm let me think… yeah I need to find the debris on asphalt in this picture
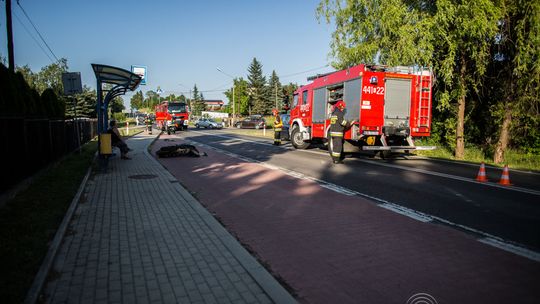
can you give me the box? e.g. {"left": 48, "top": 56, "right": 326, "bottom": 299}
{"left": 156, "top": 144, "right": 207, "bottom": 158}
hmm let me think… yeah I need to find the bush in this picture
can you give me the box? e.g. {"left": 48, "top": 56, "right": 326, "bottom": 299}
{"left": 41, "top": 88, "right": 64, "bottom": 119}
{"left": 112, "top": 112, "right": 126, "bottom": 123}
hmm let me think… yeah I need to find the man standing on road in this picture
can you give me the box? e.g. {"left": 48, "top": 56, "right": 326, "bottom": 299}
{"left": 145, "top": 116, "right": 152, "bottom": 134}
{"left": 272, "top": 109, "right": 283, "bottom": 146}
{"left": 329, "top": 100, "right": 354, "bottom": 164}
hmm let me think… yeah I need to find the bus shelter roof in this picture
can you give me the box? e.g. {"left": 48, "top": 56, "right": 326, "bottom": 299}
{"left": 91, "top": 64, "right": 142, "bottom": 91}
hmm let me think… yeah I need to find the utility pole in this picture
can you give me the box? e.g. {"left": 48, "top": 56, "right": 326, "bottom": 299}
{"left": 5, "top": 0, "right": 15, "bottom": 71}
{"left": 216, "top": 68, "right": 236, "bottom": 125}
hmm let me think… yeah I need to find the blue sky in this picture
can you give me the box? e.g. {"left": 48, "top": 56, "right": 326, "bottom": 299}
{"left": 0, "top": 0, "right": 336, "bottom": 109}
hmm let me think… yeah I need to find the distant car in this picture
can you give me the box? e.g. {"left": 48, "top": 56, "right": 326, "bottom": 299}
{"left": 195, "top": 118, "right": 223, "bottom": 129}
{"left": 234, "top": 116, "right": 266, "bottom": 129}
{"left": 279, "top": 114, "right": 290, "bottom": 141}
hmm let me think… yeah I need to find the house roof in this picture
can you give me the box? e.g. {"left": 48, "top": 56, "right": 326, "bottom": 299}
{"left": 203, "top": 100, "right": 224, "bottom": 105}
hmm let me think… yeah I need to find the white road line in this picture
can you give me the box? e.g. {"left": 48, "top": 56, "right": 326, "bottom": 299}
{"left": 379, "top": 203, "right": 433, "bottom": 222}
{"left": 479, "top": 237, "right": 540, "bottom": 262}
{"left": 175, "top": 134, "right": 540, "bottom": 261}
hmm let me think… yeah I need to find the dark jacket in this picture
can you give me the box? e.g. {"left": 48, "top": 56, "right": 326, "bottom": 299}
{"left": 329, "top": 108, "right": 351, "bottom": 135}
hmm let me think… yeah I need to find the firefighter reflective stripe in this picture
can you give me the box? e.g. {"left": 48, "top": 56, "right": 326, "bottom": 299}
{"left": 331, "top": 152, "right": 341, "bottom": 157}
{"left": 330, "top": 132, "right": 343, "bottom": 137}
{"left": 274, "top": 118, "right": 283, "bottom": 129}
{"left": 274, "top": 128, "right": 282, "bottom": 131}
{"left": 330, "top": 115, "right": 338, "bottom": 124}
{"left": 274, "top": 139, "right": 282, "bottom": 143}
{"left": 341, "top": 119, "right": 348, "bottom": 126}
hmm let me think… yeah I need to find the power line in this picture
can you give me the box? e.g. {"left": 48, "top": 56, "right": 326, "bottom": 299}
{"left": 16, "top": 1, "right": 59, "bottom": 62}
{"left": 13, "top": 10, "right": 55, "bottom": 63}
{"left": 278, "top": 64, "right": 331, "bottom": 79}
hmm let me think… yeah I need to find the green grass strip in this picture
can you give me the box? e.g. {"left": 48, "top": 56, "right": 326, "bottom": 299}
{"left": 0, "top": 140, "right": 97, "bottom": 303}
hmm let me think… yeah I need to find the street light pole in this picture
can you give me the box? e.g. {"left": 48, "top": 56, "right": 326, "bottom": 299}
{"left": 216, "top": 68, "right": 235, "bottom": 125}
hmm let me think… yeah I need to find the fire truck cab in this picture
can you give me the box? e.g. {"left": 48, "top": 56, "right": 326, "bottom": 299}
{"left": 289, "top": 64, "right": 435, "bottom": 154}
{"left": 155, "top": 101, "right": 190, "bottom": 131}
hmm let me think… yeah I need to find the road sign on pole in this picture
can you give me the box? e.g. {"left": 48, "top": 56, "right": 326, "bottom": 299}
{"left": 62, "top": 72, "right": 83, "bottom": 95}
{"left": 131, "top": 65, "right": 147, "bottom": 85}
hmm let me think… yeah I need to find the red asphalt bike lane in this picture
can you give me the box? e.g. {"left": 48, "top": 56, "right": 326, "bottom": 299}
{"left": 152, "top": 136, "right": 539, "bottom": 304}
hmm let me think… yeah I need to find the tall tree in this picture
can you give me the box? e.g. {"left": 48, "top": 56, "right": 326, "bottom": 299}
{"left": 490, "top": 0, "right": 540, "bottom": 162}
{"left": 109, "top": 96, "right": 124, "bottom": 114}
{"left": 224, "top": 78, "right": 250, "bottom": 115}
{"left": 130, "top": 90, "right": 144, "bottom": 110}
{"left": 268, "top": 70, "right": 283, "bottom": 111}
{"left": 247, "top": 58, "right": 269, "bottom": 114}
{"left": 432, "top": 0, "right": 502, "bottom": 159}
{"left": 36, "top": 58, "right": 69, "bottom": 96}
{"left": 191, "top": 84, "right": 205, "bottom": 115}
{"left": 65, "top": 86, "right": 96, "bottom": 118}
{"left": 282, "top": 82, "right": 298, "bottom": 111}
{"left": 145, "top": 90, "right": 159, "bottom": 109}
{"left": 317, "top": 0, "right": 434, "bottom": 68}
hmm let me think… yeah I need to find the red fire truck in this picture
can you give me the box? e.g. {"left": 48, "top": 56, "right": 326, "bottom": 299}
{"left": 289, "top": 64, "right": 435, "bottom": 154}
{"left": 155, "top": 101, "right": 190, "bottom": 131}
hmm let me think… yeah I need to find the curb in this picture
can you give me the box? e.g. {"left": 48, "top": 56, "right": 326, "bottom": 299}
{"left": 145, "top": 139, "right": 297, "bottom": 304}
{"left": 24, "top": 165, "right": 93, "bottom": 304}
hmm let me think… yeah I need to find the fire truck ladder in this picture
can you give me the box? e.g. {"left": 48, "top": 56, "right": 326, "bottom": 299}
{"left": 417, "top": 67, "right": 432, "bottom": 128}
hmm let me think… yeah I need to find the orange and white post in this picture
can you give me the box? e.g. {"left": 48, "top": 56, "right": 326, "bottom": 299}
{"left": 476, "top": 162, "right": 488, "bottom": 182}
{"left": 499, "top": 165, "right": 512, "bottom": 186}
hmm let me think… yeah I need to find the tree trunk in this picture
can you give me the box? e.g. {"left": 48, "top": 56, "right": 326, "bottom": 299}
{"left": 455, "top": 56, "right": 467, "bottom": 159}
{"left": 494, "top": 104, "right": 512, "bottom": 164}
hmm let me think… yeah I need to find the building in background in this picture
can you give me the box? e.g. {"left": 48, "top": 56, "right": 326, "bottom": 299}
{"left": 203, "top": 100, "right": 224, "bottom": 111}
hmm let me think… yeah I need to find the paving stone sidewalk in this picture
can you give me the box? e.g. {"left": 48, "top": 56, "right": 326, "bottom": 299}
{"left": 41, "top": 132, "right": 295, "bottom": 304}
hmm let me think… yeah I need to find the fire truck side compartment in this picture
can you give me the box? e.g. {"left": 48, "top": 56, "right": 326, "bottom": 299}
{"left": 312, "top": 88, "right": 326, "bottom": 123}
{"left": 384, "top": 78, "right": 411, "bottom": 135}
{"left": 344, "top": 78, "right": 362, "bottom": 123}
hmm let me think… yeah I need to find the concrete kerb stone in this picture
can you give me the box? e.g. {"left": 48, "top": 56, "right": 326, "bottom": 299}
{"left": 144, "top": 137, "right": 297, "bottom": 304}
{"left": 24, "top": 165, "right": 94, "bottom": 304}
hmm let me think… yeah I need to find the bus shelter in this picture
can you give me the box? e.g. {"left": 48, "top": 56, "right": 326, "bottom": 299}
{"left": 92, "top": 64, "right": 141, "bottom": 163}
{"left": 92, "top": 64, "right": 142, "bottom": 134}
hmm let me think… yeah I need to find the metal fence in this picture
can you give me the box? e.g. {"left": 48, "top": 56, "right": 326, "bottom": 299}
{"left": 0, "top": 117, "right": 98, "bottom": 193}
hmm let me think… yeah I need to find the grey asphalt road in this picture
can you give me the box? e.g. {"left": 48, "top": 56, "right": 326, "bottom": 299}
{"left": 176, "top": 128, "right": 540, "bottom": 251}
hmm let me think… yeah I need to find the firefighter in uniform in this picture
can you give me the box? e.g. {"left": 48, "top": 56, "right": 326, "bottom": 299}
{"left": 329, "top": 100, "right": 354, "bottom": 164}
{"left": 272, "top": 109, "right": 283, "bottom": 146}
{"left": 145, "top": 117, "right": 152, "bottom": 134}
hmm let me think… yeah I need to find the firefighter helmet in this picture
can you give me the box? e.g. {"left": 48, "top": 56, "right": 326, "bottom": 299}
{"left": 272, "top": 109, "right": 279, "bottom": 116}
{"left": 335, "top": 100, "right": 346, "bottom": 110}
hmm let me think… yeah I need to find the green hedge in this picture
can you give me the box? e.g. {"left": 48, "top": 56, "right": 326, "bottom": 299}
{"left": 0, "top": 64, "right": 64, "bottom": 118}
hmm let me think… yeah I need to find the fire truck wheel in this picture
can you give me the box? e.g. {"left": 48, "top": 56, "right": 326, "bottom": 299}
{"left": 291, "top": 125, "right": 310, "bottom": 149}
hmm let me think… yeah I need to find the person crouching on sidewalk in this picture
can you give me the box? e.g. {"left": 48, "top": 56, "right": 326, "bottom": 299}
{"left": 108, "top": 120, "right": 131, "bottom": 160}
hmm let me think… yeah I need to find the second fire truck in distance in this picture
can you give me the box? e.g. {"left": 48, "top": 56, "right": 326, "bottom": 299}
{"left": 288, "top": 63, "right": 436, "bottom": 155}
{"left": 155, "top": 101, "right": 190, "bottom": 132}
